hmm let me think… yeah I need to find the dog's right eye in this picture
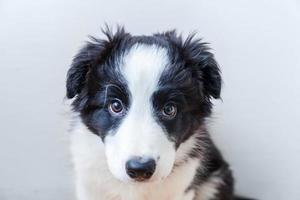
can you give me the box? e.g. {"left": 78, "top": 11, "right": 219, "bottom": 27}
{"left": 108, "top": 99, "right": 124, "bottom": 115}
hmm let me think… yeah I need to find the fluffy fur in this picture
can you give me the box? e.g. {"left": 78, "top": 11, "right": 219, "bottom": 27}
{"left": 66, "top": 26, "right": 249, "bottom": 200}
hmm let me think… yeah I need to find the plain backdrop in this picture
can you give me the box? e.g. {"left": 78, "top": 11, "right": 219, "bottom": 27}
{"left": 0, "top": 0, "right": 299, "bottom": 200}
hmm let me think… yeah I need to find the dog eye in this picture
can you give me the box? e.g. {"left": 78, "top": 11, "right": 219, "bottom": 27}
{"left": 109, "top": 99, "right": 124, "bottom": 115}
{"left": 162, "top": 103, "right": 177, "bottom": 119}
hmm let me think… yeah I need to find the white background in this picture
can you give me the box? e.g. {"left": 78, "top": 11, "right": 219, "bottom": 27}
{"left": 0, "top": 0, "right": 299, "bottom": 199}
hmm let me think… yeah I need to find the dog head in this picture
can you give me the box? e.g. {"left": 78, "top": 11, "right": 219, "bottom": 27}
{"left": 66, "top": 27, "right": 221, "bottom": 183}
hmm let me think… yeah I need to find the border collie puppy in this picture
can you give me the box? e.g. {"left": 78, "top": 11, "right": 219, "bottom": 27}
{"left": 66, "top": 27, "right": 244, "bottom": 200}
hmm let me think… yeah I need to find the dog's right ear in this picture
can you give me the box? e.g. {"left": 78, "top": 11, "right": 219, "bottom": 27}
{"left": 66, "top": 26, "right": 129, "bottom": 99}
{"left": 66, "top": 42, "right": 98, "bottom": 99}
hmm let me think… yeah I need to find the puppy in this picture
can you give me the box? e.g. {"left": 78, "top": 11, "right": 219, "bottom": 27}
{"left": 66, "top": 27, "right": 247, "bottom": 200}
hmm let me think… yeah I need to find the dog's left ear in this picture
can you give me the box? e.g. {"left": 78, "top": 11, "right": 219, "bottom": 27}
{"left": 183, "top": 34, "right": 222, "bottom": 99}
{"left": 158, "top": 31, "right": 222, "bottom": 99}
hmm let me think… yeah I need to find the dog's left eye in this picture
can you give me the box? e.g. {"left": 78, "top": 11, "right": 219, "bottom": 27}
{"left": 108, "top": 99, "right": 124, "bottom": 115}
{"left": 162, "top": 103, "right": 177, "bottom": 119}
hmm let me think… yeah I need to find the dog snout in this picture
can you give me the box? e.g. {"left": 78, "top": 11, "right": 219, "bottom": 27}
{"left": 125, "top": 157, "right": 156, "bottom": 181}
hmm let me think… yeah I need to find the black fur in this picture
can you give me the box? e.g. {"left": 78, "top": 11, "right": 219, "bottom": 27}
{"left": 66, "top": 26, "right": 253, "bottom": 200}
{"left": 153, "top": 31, "right": 222, "bottom": 146}
{"left": 66, "top": 27, "right": 221, "bottom": 143}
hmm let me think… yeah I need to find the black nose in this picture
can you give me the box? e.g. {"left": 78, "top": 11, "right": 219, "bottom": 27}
{"left": 125, "top": 157, "right": 156, "bottom": 181}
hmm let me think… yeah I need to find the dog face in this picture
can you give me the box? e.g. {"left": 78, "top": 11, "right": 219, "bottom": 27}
{"left": 66, "top": 27, "right": 221, "bottom": 183}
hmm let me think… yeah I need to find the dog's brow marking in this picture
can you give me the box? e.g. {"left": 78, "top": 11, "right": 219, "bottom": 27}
{"left": 103, "top": 84, "right": 122, "bottom": 105}
{"left": 103, "top": 84, "right": 110, "bottom": 105}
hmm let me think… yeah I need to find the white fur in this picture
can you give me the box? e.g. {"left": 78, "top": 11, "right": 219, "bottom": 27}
{"left": 104, "top": 44, "right": 175, "bottom": 182}
{"left": 195, "top": 174, "right": 223, "bottom": 200}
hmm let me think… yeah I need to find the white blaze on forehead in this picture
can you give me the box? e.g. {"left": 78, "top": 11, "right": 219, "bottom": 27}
{"left": 118, "top": 43, "right": 170, "bottom": 154}
{"left": 122, "top": 44, "right": 168, "bottom": 99}
{"left": 103, "top": 44, "right": 175, "bottom": 182}
{"left": 119, "top": 43, "right": 170, "bottom": 152}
